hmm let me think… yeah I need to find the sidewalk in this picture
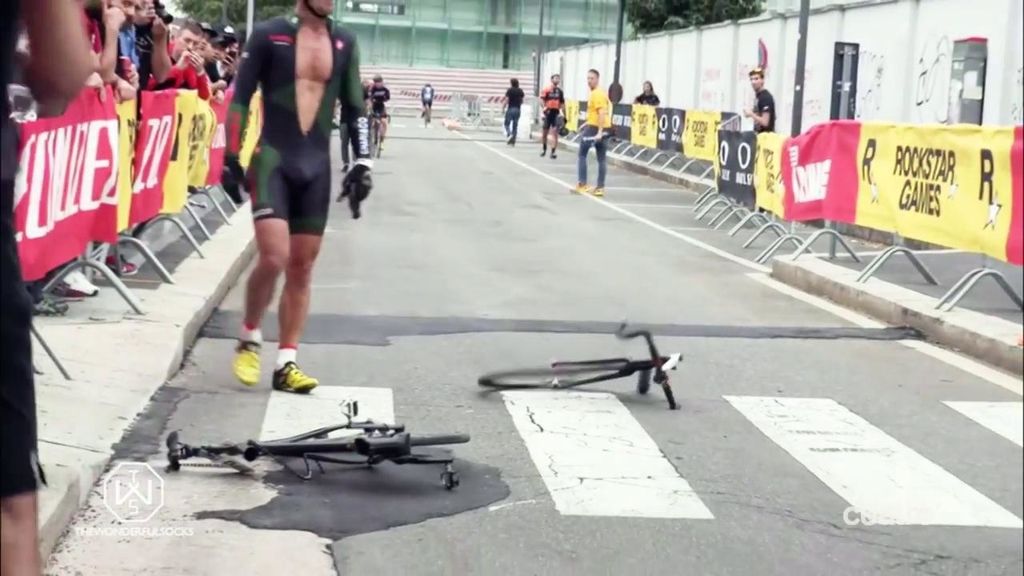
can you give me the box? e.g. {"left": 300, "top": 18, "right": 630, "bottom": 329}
{"left": 553, "top": 134, "right": 1023, "bottom": 375}
{"left": 32, "top": 202, "right": 255, "bottom": 559}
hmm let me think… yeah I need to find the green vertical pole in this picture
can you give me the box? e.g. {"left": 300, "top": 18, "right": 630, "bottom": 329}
{"left": 518, "top": 0, "right": 525, "bottom": 70}
{"left": 552, "top": 0, "right": 560, "bottom": 37}
{"left": 410, "top": 25, "right": 416, "bottom": 67}
{"left": 445, "top": 21, "right": 452, "bottom": 68}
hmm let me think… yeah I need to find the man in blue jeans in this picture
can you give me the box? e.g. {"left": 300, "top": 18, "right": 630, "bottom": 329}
{"left": 575, "top": 69, "right": 611, "bottom": 197}
{"left": 503, "top": 78, "right": 524, "bottom": 146}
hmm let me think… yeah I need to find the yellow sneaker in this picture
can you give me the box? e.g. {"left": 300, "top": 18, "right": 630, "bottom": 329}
{"left": 591, "top": 187, "right": 605, "bottom": 197}
{"left": 272, "top": 362, "right": 319, "bottom": 394}
{"left": 573, "top": 183, "right": 589, "bottom": 194}
{"left": 233, "top": 341, "right": 261, "bottom": 387}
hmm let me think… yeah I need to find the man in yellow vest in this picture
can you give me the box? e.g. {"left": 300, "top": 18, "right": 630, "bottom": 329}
{"left": 575, "top": 68, "right": 611, "bottom": 197}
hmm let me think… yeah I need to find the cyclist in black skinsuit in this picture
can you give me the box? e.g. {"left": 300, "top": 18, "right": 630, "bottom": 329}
{"left": 222, "top": 0, "right": 373, "bottom": 393}
{"left": 367, "top": 74, "right": 390, "bottom": 153}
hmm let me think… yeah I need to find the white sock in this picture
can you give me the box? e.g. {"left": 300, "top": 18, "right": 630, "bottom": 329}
{"left": 240, "top": 324, "right": 262, "bottom": 344}
{"left": 276, "top": 347, "right": 297, "bottom": 370}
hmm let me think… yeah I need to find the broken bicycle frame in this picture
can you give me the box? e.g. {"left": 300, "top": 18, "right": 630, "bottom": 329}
{"left": 165, "top": 402, "right": 470, "bottom": 489}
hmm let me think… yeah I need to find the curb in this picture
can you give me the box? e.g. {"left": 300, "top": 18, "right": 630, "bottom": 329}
{"left": 37, "top": 206, "right": 256, "bottom": 561}
{"left": 771, "top": 257, "right": 1024, "bottom": 376}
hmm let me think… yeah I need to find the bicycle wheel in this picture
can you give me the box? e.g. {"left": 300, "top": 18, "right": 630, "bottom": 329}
{"left": 478, "top": 362, "right": 625, "bottom": 390}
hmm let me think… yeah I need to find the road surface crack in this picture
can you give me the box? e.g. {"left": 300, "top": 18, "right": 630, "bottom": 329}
{"left": 525, "top": 406, "right": 545, "bottom": 433}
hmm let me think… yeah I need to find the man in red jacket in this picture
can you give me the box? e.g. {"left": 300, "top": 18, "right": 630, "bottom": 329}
{"left": 147, "top": 19, "right": 209, "bottom": 99}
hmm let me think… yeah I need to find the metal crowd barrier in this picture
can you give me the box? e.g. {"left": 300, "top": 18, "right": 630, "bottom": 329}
{"left": 9, "top": 84, "right": 244, "bottom": 380}
{"left": 561, "top": 120, "right": 1022, "bottom": 314}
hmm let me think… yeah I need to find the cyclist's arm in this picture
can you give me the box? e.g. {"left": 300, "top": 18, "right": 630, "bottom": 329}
{"left": 226, "top": 24, "right": 269, "bottom": 159}
{"left": 339, "top": 40, "right": 372, "bottom": 161}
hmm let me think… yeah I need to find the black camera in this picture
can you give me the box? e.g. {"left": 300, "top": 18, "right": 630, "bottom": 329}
{"left": 153, "top": 0, "right": 174, "bottom": 25}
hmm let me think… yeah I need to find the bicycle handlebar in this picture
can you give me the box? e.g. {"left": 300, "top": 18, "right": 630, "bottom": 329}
{"left": 615, "top": 323, "right": 662, "bottom": 369}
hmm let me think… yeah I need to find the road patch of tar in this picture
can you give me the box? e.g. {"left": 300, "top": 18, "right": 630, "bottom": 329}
{"left": 202, "top": 311, "right": 922, "bottom": 346}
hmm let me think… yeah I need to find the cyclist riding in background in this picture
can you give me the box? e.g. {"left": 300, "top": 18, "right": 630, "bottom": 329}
{"left": 421, "top": 82, "right": 434, "bottom": 126}
{"left": 539, "top": 73, "right": 565, "bottom": 159}
{"left": 368, "top": 74, "right": 391, "bottom": 151}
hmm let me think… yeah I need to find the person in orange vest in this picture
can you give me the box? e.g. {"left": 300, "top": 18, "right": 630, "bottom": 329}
{"left": 539, "top": 73, "right": 565, "bottom": 159}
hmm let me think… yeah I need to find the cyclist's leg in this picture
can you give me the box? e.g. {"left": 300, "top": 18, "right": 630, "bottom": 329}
{"left": 236, "top": 146, "right": 291, "bottom": 385}
{"left": 540, "top": 110, "right": 553, "bottom": 155}
{"left": 273, "top": 153, "right": 331, "bottom": 393}
{"left": 550, "top": 112, "right": 560, "bottom": 158}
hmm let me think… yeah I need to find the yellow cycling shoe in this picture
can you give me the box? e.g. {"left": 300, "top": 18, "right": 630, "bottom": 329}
{"left": 572, "top": 183, "right": 589, "bottom": 194}
{"left": 273, "top": 362, "right": 319, "bottom": 394}
{"left": 591, "top": 187, "right": 605, "bottom": 197}
{"left": 233, "top": 341, "right": 262, "bottom": 387}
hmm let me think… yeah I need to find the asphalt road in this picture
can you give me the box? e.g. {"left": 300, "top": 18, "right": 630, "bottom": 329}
{"left": 48, "top": 123, "right": 1023, "bottom": 576}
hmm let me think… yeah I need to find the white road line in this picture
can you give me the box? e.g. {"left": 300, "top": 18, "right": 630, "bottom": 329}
{"left": 502, "top": 390, "right": 714, "bottom": 519}
{"left": 944, "top": 401, "right": 1024, "bottom": 447}
{"left": 726, "top": 396, "right": 1023, "bottom": 528}
{"left": 260, "top": 387, "right": 395, "bottom": 441}
{"left": 898, "top": 340, "right": 1023, "bottom": 396}
{"left": 464, "top": 130, "right": 1021, "bottom": 397}
{"left": 604, "top": 187, "right": 686, "bottom": 192}
{"left": 457, "top": 132, "right": 769, "bottom": 273}
{"left": 611, "top": 202, "right": 689, "bottom": 209}
{"left": 746, "top": 272, "right": 1024, "bottom": 397}
{"left": 745, "top": 272, "right": 885, "bottom": 329}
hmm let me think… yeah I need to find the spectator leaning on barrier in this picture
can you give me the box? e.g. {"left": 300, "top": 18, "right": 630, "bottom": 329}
{"left": 633, "top": 81, "right": 660, "bottom": 106}
{"left": 574, "top": 68, "right": 611, "bottom": 197}
{"left": 503, "top": 78, "right": 525, "bottom": 146}
{"left": 147, "top": 20, "right": 211, "bottom": 100}
{"left": 3, "top": 3, "right": 95, "bottom": 575}
{"left": 745, "top": 67, "right": 775, "bottom": 133}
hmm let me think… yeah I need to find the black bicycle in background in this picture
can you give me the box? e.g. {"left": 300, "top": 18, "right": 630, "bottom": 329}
{"left": 478, "top": 324, "right": 682, "bottom": 410}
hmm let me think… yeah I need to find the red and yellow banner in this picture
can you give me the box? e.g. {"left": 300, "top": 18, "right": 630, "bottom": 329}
{"left": 130, "top": 90, "right": 177, "bottom": 226}
{"left": 855, "top": 122, "right": 1020, "bottom": 262}
{"left": 682, "top": 110, "right": 721, "bottom": 162}
{"left": 115, "top": 99, "right": 137, "bottom": 233}
{"left": 754, "top": 132, "right": 786, "bottom": 218}
{"left": 13, "top": 87, "right": 264, "bottom": 280}
{"left": 630, "top": 104, "right": 658, "bottom": 149}
{"left": 13, "top": 88, "right": 120, "bottom": 280}
{"left": 161, "top": 90, "right": 199, "bottom": 214}
{"left": 565, "top": 100, "right": 580, "bottom": 133}
{"left": 206, "top": 96, "right": 229, "bottom": 186}
{"left": 188, "top": 98, "right": 218, "bottom": 188}
{"left": 754, "top": 120, "right": 1024, "bottom": 266}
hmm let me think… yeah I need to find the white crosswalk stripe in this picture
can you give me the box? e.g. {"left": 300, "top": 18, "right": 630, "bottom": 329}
{"left": 944, "top": 401, "right": 1024, "bottom": 447}
{"left": 724, "top": 396, "right": 1022, "bottom": 528}
{"left": 502, "top": 390, "right": 714, "bottom": 519}
{"left": 260, "top": 386, "right": 395, "bottom": 440}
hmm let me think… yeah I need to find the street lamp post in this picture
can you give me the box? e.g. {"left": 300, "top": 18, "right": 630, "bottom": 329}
{"left": 790, "top": 0, "right": 811, "bottom": 135}
{"left": 535, "top": 0, "right": 546, "bottom": 98}
{"left": 246, "top": 0, "right": 255, "bottom": 42}
{"left": 610, "top": 0, "right": 626, "bottom": 102}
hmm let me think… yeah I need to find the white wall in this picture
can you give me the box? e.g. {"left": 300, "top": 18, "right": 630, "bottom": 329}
{"left": 544, "top": 0, "right": 1024, "bottom": 131}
